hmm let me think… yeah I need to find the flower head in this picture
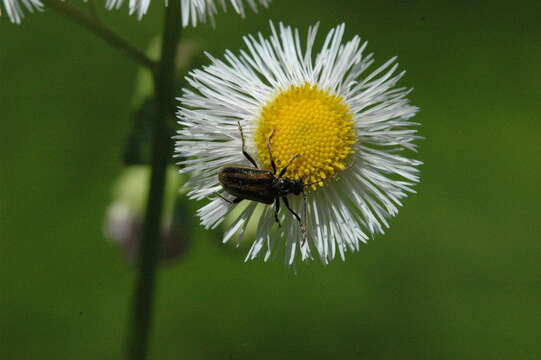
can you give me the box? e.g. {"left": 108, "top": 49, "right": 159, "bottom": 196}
{"left": 175, "top": 23, "right": 422, "bottom": 265}
{"left": 106, "top": 0, "right": 271, "bottom": 26}
{"left": 1, "top": 0, "right": 42, "bottom": 24}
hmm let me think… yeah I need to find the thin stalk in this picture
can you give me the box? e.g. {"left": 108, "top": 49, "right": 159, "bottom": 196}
{"left": 86, "top": 0, "right": 101, "bottom": 24}
{"left": 125, "top": 1, "right": 182, "bottom": 360}
{"left": 41, "top": 0, "right": 156, "bottom": 71}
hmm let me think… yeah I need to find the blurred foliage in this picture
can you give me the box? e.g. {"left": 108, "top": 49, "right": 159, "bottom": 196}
{"left": 1, "top": 0, "right": 540, "bottom": 359}
{"left": 125, "top": 37, "right": 204, "bottom": 165}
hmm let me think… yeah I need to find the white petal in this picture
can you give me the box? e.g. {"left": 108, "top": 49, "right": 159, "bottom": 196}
{"left": 2, "top": 0, "right": 42, "bottom": 24}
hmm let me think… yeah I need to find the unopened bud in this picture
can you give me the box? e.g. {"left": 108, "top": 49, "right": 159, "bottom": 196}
{"left": 103, "top": 166, "right": 189, "bottom": 264}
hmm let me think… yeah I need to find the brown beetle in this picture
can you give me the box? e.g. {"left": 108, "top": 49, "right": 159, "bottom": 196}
{"left": 218, "top": 122, "right": 305, "bottom": 227}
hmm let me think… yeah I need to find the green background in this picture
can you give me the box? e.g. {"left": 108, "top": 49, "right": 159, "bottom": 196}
{"left": 1, "top": 0, "right": 540, "bottom": 358}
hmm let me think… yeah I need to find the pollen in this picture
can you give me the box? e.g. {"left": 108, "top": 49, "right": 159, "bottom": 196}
{"left": 255, "top": 83, "right": 355, "bottom": 189}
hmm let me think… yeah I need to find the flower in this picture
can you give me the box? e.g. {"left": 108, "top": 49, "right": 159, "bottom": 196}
{"left": 1, "top": 0, "right": 42, "bottom": 24}
{"left": 106, "top": 0, "right": 271, "bottom": 26}
{"left": 175, "top": 23, "right": 422, "bottom": 265}
{"left": 2, "top": 0, "right": 270, "bottom": 24}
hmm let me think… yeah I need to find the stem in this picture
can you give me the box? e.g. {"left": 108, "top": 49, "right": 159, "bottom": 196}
{"left": 41, "top": 0, "right": 156, "bottom": 71}
{"left": 86, "top": 0, "right": 101, "bottom": 24}
{"left": 126, "top": 2, "right": 182, "bottom": 360}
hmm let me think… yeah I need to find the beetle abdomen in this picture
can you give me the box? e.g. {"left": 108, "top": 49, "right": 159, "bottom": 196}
{"left": 218, "top": 166, "right": 276, "bottom": 204}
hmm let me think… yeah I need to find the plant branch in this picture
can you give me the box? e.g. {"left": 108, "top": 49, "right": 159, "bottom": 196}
{"left": 41, "top": 0, "right": 156, "bottom": 71}
{"left": 125, "top": 1, "right": 183, "bottom": 359}
{"left": 86, "top": 0, "right": 101, "bottom": 24}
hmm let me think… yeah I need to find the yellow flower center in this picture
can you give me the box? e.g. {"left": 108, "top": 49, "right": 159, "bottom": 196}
{"left": 255, "top": 83, "right": 355, "bottom": 188}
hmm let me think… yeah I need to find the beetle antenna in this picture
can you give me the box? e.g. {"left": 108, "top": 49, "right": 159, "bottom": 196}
{"left": 266, "top": 129, "right": 277, "bottom": 174}
{"left": 278, "top": 153, "right": 302, "bottom": 178}
{"left": 303, "top": 170, "right": 343, "bottom": 189}
{"left": 303, "top": 180, "right": 322, "bottom": 188}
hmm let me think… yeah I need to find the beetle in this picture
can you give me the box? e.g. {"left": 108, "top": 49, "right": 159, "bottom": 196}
{"left": 218, "top": 122, "right": 307, "bottom": 230}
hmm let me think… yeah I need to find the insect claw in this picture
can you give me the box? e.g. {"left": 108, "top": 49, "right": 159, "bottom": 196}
{"left": 274, "top": 213, "right": 281, "bottom": 227}
{"left": 300, "top": 224, "right": 307, "bottom": 247}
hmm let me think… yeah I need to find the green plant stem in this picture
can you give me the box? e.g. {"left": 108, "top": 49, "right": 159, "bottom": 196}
{"left": 86, "top": 0, "right": 101, "bottom": 24}
{"left": 126, "top": 1, "right": 182, "bottom": 360}
{"left": 41, "top": 0, "right": 156, "bottom": 71}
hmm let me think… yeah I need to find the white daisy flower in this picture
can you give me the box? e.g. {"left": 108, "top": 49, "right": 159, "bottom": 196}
{"left": 175, "top": 23, "right": 422, "bottom": 265}
{"left": 106, "top": 0, "right": 271, "bottom": 26}
{"left": 1, "top": 0, "right": 42, "bottom": 24}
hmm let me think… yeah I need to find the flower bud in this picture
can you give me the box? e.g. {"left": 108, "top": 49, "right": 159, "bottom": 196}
{"left": 103, "top": 166, "right": 189, "bottom": 264}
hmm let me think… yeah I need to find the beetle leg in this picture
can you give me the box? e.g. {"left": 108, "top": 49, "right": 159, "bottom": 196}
{"left": 283, "top": 195, "right": 307, "bottom": 247}
{"left": 274, "top": 198, "right": 281, "bottom": 227}
{"left": 237, "top": 121, "right": 258, "bottom": 168}
{"left": 266, "top": 129, "right": 277, "bottom": 174}
{"left": 301, "top": 191, "right": 308, "bottom": 247}
{"left": 216, "top": 193, "right": 242, "bottom": 204}
{"left": 282, "top": 196, "right": 301, "bottom": 223}
{"left": 278, "top": 153, "right": 302, "bottom": 178}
